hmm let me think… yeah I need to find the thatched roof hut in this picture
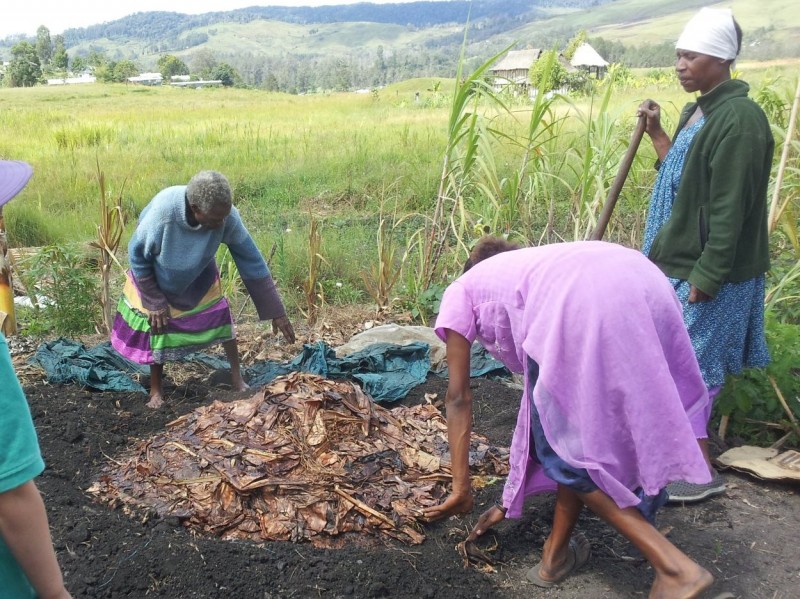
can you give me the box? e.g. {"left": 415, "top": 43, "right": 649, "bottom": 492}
{"left": 570, "top": 43, "right": 609, "bottom": 77}
{"left": 490, "top": 49, "right": 542, "bottom": 88}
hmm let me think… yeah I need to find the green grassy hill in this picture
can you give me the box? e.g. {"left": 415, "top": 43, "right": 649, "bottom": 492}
{"left": 504, "top": 0, "right": 799, "bottom": 57}
{"left": 1, "top": 0, "right": 796, "bottom": 92}
{"left": 5, "top": 0, "right": 798, "bottom": 65}
{"left": 67, "top": 19, "right": 466, "bottom": 63}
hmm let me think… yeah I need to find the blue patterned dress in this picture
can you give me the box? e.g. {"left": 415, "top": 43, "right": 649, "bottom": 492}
{"left": 642, "top": 117, "right": 770, "bottom": 390}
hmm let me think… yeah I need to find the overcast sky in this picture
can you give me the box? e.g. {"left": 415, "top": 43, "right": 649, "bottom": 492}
{"left": 0, "top": 0, "right": 422, "bottom": 39}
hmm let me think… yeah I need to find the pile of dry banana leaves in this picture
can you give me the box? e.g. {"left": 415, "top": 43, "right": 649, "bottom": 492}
{"left": 89, "top": 372, "right": 508, "bottom": 546}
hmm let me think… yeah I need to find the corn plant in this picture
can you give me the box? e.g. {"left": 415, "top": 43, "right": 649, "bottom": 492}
{"left": 302, "top": 213, "right": 326, "bottom": 326}
{"left": 88, "top": 160, "right": 126, "bottom": 334}
{"left": 361, "top": 212, "right": 404, "bottom": 313}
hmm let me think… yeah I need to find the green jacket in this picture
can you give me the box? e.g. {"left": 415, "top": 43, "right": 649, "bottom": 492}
{"left": 647, "top": 79, "right": 773, "bottom": 298}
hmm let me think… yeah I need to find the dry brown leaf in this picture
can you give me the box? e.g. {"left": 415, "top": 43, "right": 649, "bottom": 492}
{"left": 89, "top": 372, "right": 509, "bottom": 546}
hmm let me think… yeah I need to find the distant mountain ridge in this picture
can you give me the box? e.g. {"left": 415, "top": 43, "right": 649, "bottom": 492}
{"left": 61, "top": 0, "right": 539, "bottom": 43}
{"left": 2, "top": 1, "right": 609, "bottom": 47}
{"left": 1, "top": 0, "right": 795, "bottom": 93}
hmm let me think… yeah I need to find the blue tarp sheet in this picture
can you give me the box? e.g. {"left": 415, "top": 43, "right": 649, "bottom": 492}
{"left": 29, "top": 337, "right": 508, "bottom": 403}
{"left": 245, "top": 341, "right": 432, "bottom": 403}
{"left": 31, "top": 338, "right": 148, "bottom": 393}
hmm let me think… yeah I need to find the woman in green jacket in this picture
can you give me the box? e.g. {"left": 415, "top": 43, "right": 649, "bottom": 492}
{"left": 638, "top": 7, "right": 773, "bottom": 503}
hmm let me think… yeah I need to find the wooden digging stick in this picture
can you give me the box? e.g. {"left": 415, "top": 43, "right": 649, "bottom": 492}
{"left": 590, "top": 114, "right": 647, "bottom": 241}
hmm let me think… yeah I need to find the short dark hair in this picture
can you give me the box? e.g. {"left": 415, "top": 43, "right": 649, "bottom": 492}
{"left": 733, "top": 18, "right": 743, "bottom": 55}
{"left": 463, "top": 236, "right": 521, "bottom": 273}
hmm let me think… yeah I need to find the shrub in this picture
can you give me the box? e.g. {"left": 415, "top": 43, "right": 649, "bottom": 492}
{"left": 16, "top": 245, "right": 100, "bottom": 336}
{"left": 714, "top": 315, "right": 800, "bottom": 447}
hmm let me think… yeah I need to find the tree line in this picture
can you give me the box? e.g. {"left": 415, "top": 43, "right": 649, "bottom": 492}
{"left": 4, "top": 18, "right": 792, "bottom": 92}
{"left": 0, "top": 26, "right": 242, "bottom": 87}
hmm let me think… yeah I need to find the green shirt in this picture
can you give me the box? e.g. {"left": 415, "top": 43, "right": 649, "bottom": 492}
{"left": 647, "top": 79, "right": 773, "bottom": 297}
{"left": 0, "top": 333, "right": 44, "bottom": 598}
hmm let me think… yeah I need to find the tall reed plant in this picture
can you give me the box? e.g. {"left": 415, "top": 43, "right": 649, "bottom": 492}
{"left": 419, "top": 30, "right": 513, "bottom": 290}
{"left": 563, "top": 84, "right": 633, "bottom": 241}
{"left": 473, "top": 51, "right": 568, "bottom": 243}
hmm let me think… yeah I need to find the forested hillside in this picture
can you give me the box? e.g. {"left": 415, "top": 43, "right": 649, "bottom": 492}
{"left": 0, "top": 0, "right": 795, "bottom": 93}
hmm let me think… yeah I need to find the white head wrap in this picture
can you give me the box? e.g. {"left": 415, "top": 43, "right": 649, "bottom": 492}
{"left": 676, "top": 7, "right": 739, "bottom": 60}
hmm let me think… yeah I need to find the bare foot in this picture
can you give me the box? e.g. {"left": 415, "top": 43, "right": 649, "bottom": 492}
{"left": 649, "top": 564, "right": 713, "bottom": 599}
{"left": 232, "top": 379, "right": 250, "bottom": 393}
{"left": 533, "top": 533, "right": 591, "bottom": 585}
{"left": 146, "top": 393, "right": 164, "bottom": 409}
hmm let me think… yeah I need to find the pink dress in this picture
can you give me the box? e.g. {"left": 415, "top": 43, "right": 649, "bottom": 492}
{"left": 434, "top": 241, "right": 711, "bottom": 518}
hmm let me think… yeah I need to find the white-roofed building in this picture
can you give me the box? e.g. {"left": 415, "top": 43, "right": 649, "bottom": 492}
{"left": 47, "top": 74, "right": 97, "bottom": 85}
{"left": 128, "top": 72, "right": 163, "bottom": 85}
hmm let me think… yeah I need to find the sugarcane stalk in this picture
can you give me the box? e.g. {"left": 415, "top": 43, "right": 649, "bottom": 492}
{"left": 767, "top": 77, "right": 800, "bottom": 232}
{"left": 768, "top": 374, "right": 800, "bottom": 441}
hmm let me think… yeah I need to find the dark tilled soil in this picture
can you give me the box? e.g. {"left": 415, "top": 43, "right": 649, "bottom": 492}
{"left": 24, "top": 369, "right": 800, "bottom": 599}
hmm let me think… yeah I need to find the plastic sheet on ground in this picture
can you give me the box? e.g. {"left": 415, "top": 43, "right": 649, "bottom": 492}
{"left": 88, "top": 372, "right": 509, "bottom": 546}
{"left": 30, "top": 337, "right": 147, "bottom": 393}
{"left": 29, "top": 337, "right": 508, "bottom": 401}
{"left": 334, "top": 324, "right": 509, "bottom": 379}
{"left": 335, "top": 324, "right": 448, "bottom": 371}
{"left": 244, "top": 340, "right": 432, "bottom": 402}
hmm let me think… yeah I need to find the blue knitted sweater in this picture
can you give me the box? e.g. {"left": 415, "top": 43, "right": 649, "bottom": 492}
{"left": 128, "top": 185, "right": 285, "bottom": 319}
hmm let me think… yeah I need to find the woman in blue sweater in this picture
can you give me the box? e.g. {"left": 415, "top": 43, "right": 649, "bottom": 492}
{"left": 638, "top": 8, "right": 773, "bottom": 502}
{"left": 111, "top": 171, "right": 295, "bottom": 408}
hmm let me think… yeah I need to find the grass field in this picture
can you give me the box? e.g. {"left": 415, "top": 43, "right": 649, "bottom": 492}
{"left": 2, "top": 65, "right": 798, "bottom": 440}
{"left": 512, "top": 0, "right": 800, "bottom": 46}
{"left": 0, "top": 65, "right": 797, "bottom": 318}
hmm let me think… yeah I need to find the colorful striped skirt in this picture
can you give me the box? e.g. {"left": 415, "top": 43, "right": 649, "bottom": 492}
{"left": 110, "top": 273, "right": 235, "bottom": 365}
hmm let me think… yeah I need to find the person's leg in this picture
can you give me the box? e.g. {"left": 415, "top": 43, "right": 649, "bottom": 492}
{"left": 223, "top": 338, "right": 249, "bottom": 392}
{"left": 688, "top": 385, "right": 719, "bottom": 473}
{"left": 697, "top": 437, "right": 713, "bottom": 471}
{"left": 535, "top": 484, "right": 589, "bottom": 582}
{"left": 668, "top": 386, "right": 725, "bottom": 503}
{"left": 148, "top": 363, "right": 164, "bottom": 408}
{"left": 579, "top": 488, "right": 713, "bottom": 598}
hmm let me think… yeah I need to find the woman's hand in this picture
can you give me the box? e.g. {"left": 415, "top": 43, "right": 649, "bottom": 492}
{"left": 423, "top": 492, "right": 474, "bottom": 522}
{"left": 637, "top": 99, "right": 663, "bottom": 135}
{"left": 147, "top": 308, "right": 170, "bottom": 333}
{"left": 466, "top": 504, "right": 507, "bottom": 541}
{"left": 688, "top": 285, "right": 712, "bottom": 303}
{"left": 638, "top": 99, "right": 671, "bottom": 162}
{"left": 272, "top": 316, "right": 296, "bottom": 343}
{"left": 40, "top": 589, "right": 72, "bottom": 599}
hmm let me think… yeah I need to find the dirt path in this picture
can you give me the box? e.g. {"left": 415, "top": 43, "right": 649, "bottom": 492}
{"left": 18, "top": 350, "right": 800, "bottom": 598}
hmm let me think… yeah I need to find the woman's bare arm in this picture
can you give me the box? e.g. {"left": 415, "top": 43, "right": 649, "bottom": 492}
{"left": 423, "top": 330, "right": 475, "bottom": 521}
{"left": 0, "top": 481, "right": 71, "bottom": 599}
